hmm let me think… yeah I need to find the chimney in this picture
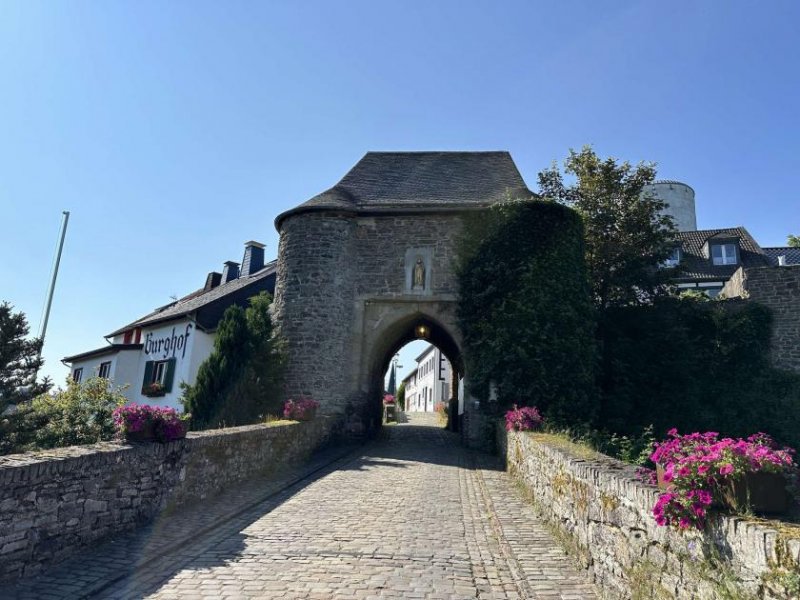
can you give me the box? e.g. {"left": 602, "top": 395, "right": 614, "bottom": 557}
{"left": 222, "top": 261, "right": 240, "bottom": 283}
{"left": 204, "top": 271, "right": 222, "bottom": 291}
{"left": 778, "top": 255, "right": 787, "bottom": 267}
{"left": 241, "top": 241, "right": 265, "bottom": 276}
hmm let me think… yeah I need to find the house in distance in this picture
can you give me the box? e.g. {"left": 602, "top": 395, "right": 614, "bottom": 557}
{"left": 62, "top": 241, "right": 275, "bottom": 410}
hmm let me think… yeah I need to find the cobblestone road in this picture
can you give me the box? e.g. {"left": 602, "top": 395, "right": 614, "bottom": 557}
{"left": 6, "top": 414, "right": 597, "bottom": 600}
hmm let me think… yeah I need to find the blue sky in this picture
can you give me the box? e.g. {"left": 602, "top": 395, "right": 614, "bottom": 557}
{"left": 1, "top": 1, "right": 797, "bottom": 385}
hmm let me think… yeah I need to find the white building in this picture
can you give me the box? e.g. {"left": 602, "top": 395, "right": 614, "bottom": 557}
{"left": 62, "top": 241, "right": 275, "bottom": 411}
{"left": 402, "top": 344, "right": 453, "bottom": 413}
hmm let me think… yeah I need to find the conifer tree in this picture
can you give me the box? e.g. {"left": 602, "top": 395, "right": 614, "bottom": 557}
{"left": 181, "top": 293, "right": 284, "bottom": 429}
{"left": 0, "top": 302, "right": 51, "bottom": 413}
{"left": 182, "top": 304, "right": 249, "bottom": 428}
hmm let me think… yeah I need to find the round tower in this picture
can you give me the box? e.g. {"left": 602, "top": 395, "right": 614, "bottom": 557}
{"left": 643, "top": 180, "right": 697, "bottom": 232}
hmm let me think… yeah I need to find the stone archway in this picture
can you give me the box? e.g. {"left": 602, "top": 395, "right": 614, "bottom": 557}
{"left": 359, "top": 302, "right": 464, "bottom": 432}
{"left": 271, "top": 151, "right": 534, "bottom": 444}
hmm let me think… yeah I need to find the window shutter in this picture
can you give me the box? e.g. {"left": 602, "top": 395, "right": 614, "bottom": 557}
{"left": 142, "top": 361, "right": 154, "bottom": 393}
{"left": 164, "top": 358, "right": 177, "bottom": 393}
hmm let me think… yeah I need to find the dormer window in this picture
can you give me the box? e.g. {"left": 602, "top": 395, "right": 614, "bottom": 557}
{"left": 711, "top": 243, "right": 738, "bottom": 266}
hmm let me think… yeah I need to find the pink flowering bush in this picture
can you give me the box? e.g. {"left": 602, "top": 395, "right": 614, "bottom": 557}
{"left": 504, "top": 405, "right": 543, "bottom": 432}
{"left": 650, "top": 429, "right": 796, "bottom": 530}
{"left": 283, "top": 396, "right": 319, "bottom": 421}
{"left": 383, "top": 394, "right": 395, "bottom": 405}
{"left": 112, "top": 403, "right": 187, "bottom": 443}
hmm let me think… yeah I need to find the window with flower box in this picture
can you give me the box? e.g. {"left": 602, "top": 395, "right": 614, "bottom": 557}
{"left": 141, "top": 358, "right": 176, "bottom": 396}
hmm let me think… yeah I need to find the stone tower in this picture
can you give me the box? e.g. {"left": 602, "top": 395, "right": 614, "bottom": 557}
{"left": 643, "top": 180, "right": 697, "bottom": 232}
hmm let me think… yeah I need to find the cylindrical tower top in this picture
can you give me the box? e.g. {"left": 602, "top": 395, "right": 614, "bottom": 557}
{"left": 643, "top": 180, "right": 697, "bottom": 232}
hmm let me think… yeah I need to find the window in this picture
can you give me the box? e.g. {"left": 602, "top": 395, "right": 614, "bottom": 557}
{"left": 98, "top": 361, "right": 111, "bottom": 379}
{"left": 151, "top": 360, "right": 168, "bottom": 385}
{"left": 711, "top": 243, "right": 737, "bottom": 266}
{"left": 73, "top": 368, "right": 83, "bottom": 383}
{"left": 141, "top": 358, "right": 176, "bottom": 394}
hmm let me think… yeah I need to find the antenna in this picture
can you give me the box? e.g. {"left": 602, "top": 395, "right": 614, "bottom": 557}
{"left": 39, "top": 211, "right": 70, "bottom": 358}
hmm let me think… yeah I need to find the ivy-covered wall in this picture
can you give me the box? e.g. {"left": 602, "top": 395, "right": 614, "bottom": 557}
{"left": 456, "top": 199, "right": 597, "bottom": 424}
{"left": 599, "top": 296, "right": 800, "bottom": 448}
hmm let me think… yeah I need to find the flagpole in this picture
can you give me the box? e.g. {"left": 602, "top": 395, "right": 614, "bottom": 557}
{"left": 39, "top": 211, "right": 70, "bottom": 358}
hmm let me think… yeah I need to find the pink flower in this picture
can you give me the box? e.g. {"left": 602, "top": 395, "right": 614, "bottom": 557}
{"left": 718, "top": 464, "right": 734, "bottom": 476}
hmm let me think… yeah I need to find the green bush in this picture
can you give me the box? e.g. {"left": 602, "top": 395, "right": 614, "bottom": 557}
{"left": 182, "top": 292, "right": 284, "bottom": 429}
{"left": 0, "top": 377, "right": 126, "bottom": 455}
{"left": 457, "top": 198, "right": 597, "bottom": 425}
{"left": 598, "top": 295, "right": 800, "bottom": 449}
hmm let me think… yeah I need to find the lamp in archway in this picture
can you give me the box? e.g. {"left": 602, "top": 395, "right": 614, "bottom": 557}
{"left": 414, "top": 324, "right": 429, "bottom": 339}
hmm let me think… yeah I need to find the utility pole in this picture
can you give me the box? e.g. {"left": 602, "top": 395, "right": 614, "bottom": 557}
{"left": 39, "top": 211, "right": 70, "bottom": 358}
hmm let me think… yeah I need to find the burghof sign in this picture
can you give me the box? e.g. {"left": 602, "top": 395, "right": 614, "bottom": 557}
{"left": 143, "top": 323, "right": 193, "bottom": 360}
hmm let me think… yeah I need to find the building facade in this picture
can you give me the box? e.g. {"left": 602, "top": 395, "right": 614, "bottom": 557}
{"left": 402, "top": 344, "right": 453, "bottom": 413}
{"left": 63, "top": 241, "right": 276, "bottom": 410}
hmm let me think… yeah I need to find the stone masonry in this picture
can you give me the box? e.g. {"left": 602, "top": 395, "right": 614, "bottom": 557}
{"left": 7, "top": 414, "right": 599, "bottom": 599}
{"left": 721, "top": 264, "right": 800, "bottom": 372}
{"left": 499, "top": 427, "right": 800, "bottom": 599}
{"left": 0, "top": 419, "right": 332, "bottom": 583}
{"left": 272, "top": 152, "right": 535, "bottom": 442}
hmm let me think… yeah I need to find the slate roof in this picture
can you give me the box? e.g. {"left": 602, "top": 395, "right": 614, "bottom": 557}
{"left": 106, "top": 261, "right": 277, "bottom": 337}
{"left": 63, "top": 344, "right": 142, "bottom": 364}
{"left": 674, "top": 227, "right": 770, "bottom": 282}
{"left": 276, "top": 151, "right": 533, "bottom": 228}
{"left": 763, "top": 247, "right": 800, "bottom": 266}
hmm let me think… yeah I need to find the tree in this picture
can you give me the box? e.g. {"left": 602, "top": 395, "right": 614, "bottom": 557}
{"left": 537, "top": 146, "right": 677, "bottom": 309}
{"left": 181, "top": 293, "right": 284, "bottom": 429}
{"left": 788, "top": 234, "right": 800, "bottom": 248}
{"left": 182, "top": 304, "right": 250, "bottom": 428}
{"left": 396, "top": 381, "right": 406, "bottom": 411}
{"left": 0, "top": 302, "right": 50, "bottom": 414}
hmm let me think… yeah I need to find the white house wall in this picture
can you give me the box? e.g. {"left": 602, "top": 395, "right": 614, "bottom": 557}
{"left": 131, "top": 320, "right": 207, "bottom": 410}
{"left": 67, "top": 319, "right": 218, "bottom": 411}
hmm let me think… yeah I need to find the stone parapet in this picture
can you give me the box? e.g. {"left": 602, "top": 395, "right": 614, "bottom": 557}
{"left": 499, "top": 427, "right": 800, "bottom": 599}
{"left": 0, "top": 418, "right": 333, "bottom": 583}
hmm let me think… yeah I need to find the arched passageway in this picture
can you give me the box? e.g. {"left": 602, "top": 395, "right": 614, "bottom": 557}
{"left": 367, "top": 313, "right": 465, "bottom": 433}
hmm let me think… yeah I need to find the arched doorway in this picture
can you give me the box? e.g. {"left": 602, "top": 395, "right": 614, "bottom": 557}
{"left": 363, "top": 312, "right": 465, "bottom": 433}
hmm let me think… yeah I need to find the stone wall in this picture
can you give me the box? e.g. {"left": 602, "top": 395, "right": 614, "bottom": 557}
{"left": 0, "top": 419, "right": 333, "bottom": 583}
{"left": 721, "top": 265, "right": 800, "bottom": 372}
{"left": 499, "top": 428, "right": 800, "bottom": 599}
{"left": 274, "top": 210, "right": 468, "bottom": 433}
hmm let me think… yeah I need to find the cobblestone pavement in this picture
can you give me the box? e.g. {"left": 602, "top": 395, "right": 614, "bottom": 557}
{"left": 6, "top": 414, "right": 597, "bottom": 600}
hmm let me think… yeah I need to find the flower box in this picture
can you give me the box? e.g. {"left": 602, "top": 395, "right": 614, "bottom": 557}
{"left": 114, "top": 404, "right": 187, "bottom": 443}
{"left": 124, "top": 422, "right": 156, "bottom": 443}
{"left": 720, "top": 471, "right": 790, "bottom": 515}
{"left": 283, "top": 397, "right": 320, "bottom": 421}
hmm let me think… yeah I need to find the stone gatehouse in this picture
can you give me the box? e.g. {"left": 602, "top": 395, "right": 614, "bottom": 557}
{"left": 273, "top": 151, "right": 534, "bottom": 439}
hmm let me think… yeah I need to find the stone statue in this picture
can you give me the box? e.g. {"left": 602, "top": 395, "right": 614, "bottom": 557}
{"left": 413, "top": 257, "right": 425, "bottom": 289}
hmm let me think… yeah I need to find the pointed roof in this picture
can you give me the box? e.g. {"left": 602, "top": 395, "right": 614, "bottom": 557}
{"left": 276, "top": 151, "right": 533, "bottom": 228}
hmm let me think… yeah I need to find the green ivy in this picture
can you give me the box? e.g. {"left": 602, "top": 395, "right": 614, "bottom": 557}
{"left": 599, "top": 295, "right": 800, "bottom": 448}
{"left": 456, "top": 198, "right": 598, "bottom": 425}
